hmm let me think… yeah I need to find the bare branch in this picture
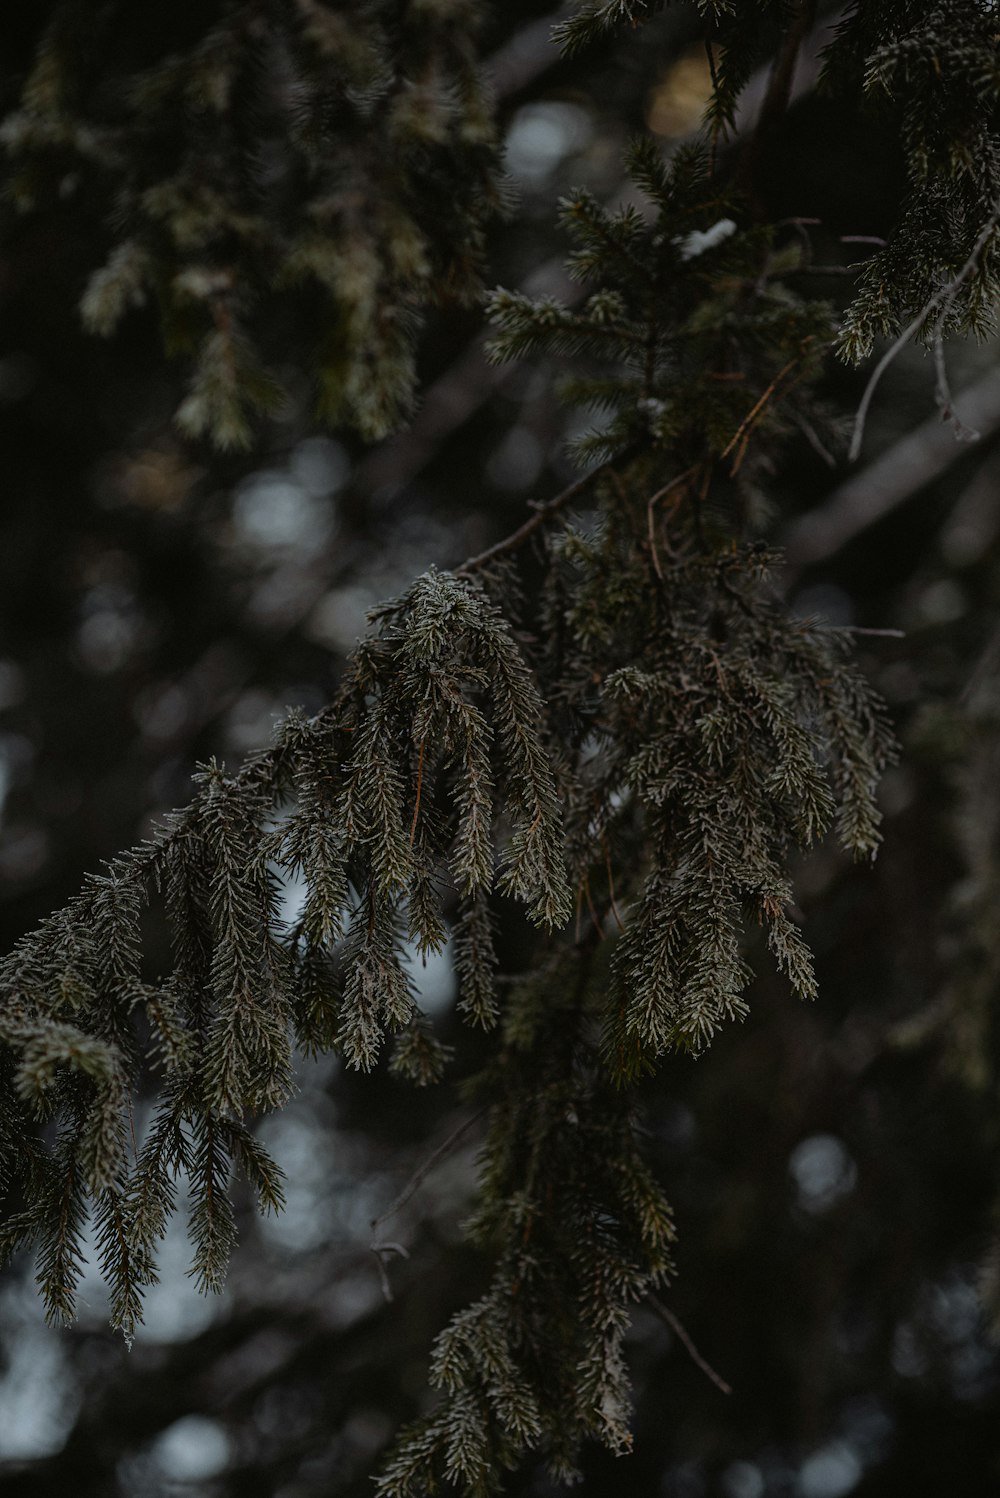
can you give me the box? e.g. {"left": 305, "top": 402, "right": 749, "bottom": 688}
{"left": 648, "top": 1293, "right": 733, "bottom": 1396}
{"left": 457, "top": 461, "right": 616, "bottom": 577}
{"left": 370, "top": 1109, "right": 486, "bottom": 1235}
{"left": 848, "top": 201, "right": 1000, "bottom": 462}
{"left": 783, "top": 363, "right": 1000, "bottom": 578}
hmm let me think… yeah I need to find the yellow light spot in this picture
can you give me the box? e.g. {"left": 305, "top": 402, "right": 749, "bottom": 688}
{"left": 646, "top": 50, "right": 714, "bottom": 138}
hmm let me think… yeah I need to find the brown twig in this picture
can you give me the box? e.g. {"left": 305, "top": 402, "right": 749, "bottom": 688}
{"left": 127, "top": 1094, "right": 138, "bottom": 1162}
{"left": 647, "top": 466, "right": 698, "bottom": 511}
{"left": 457, "top": 460, "right": 615, "bottom": 577}
{"left": 409, "top": 737, "right": 426, "bottom": 847}
{"left": 648, "top": 1292, "right": 733, "bottom": 1395}
{"left": 582, "top": 875, "right": 605, "bottom": 938}
{"left": 720, "top": 349, "right": 810, "bottom": 471}
{"left": 647, "top": 493, "right": 665, "bottom": 580}
{"left": 646, "top": 466, "right": 697, "bottom": 578}
{"left": 370, "top": 1108, "right": 487, "bottom": 1236}
{"left": 603, "top": 837, "right": 626, "bottom": 934}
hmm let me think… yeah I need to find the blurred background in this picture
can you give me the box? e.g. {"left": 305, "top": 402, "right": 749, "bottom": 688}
{"left": 1, "top": 3, "right": 999, "bottom": 1495}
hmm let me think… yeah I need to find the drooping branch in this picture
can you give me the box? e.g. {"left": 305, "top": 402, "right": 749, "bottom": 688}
{"left": 847, "top": 200, "right": 1000, "bottom": 461}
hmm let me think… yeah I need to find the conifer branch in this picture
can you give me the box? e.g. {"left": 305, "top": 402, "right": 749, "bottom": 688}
{"left": 457, "top": 460, "right": 617, "bottom": 576}
{"left": 6, "top": 7, "right": 980, "bottom": 1488}
{"left": 848, "top": 198, "right": 1000, "bottom": 461}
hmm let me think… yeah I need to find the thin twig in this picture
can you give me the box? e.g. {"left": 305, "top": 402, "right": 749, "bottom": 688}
{"left": 372, "top": 1251, "right": 394, "bottom": 1304}
{"left": 721, "top": 350, "right": 809, "bottom": 469}
{"left": 603, "top": 837, "right": 626, "bottom": 935}
{"left": 370, "top": 1108, "right": 487, "bottom": 1235}
{"left": 647, "top": 466, "right": 697, "bottom": 511}
{"left": 787, "top": 263, "right": 859, "bottom": 277}
{"left": 582, "top": 875, "right": 605, "bottom": 938}
{"left": 692, "top": 463, "right": 712, "bottom": 548}
{"left": 409, "top": 737, "right": 426, "bottom": 847}
{"left": 372, "top": 1239, "right": 411, "bottom": 1257}
{"left": 849, "top": 199, "right": 1000, "bottom": 461}
{"left": 933, "top": 332, "right": 981, "bottom": 444}
{"left": 647, "top": 494, "right": 664, "bottom": 580}
{"left": 783, "top": 363, "right": 1000, "bottom": 579}
{"left": 457, "top": 461, "right": 614, "bottom": 576}
{"left": 648, "top": 1292, "right": 733, "bottom": 1395}
{"left": 371, "top": 1241, "right": 410, "bottom": 1305}
{"left": 646, "top": 467, "right": 696, "bottom": 576}
{"left": 791, "top": 409, "right": 837, "bottom": 468}
{"left": 127, "top": 1095, "right": 138, "bottom": 1162}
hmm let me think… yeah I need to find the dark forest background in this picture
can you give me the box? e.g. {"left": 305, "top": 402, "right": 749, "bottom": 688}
{"left": 1, "top": 4, "right": 999, "bottom": 1495}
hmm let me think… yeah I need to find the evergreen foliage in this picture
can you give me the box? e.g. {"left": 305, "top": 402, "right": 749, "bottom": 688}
{"left": 825, "top": 1, "right": 1000, "bottom": 362}
{"left": 0, "top": 570, "right": 570, "bottom": 1341}
{"left": 557, "top": 2, "right": 1000, "bottom": 368}
{"left": 2, "top": 1, "right": 999, "bottom": 1492}
{"left": 1, "top": 1, "right": 503, "bottom": 443}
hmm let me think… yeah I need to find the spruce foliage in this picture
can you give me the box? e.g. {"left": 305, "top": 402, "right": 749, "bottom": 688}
{"left": 1, "top": 1, "right": 503, "bottom": 443}
{"left": 3, "top": 0, "right": 998, "bottom": 1490}
{"left": 0, "top": 570, "right": 571, "bottom": 1341}
{"left": 556, "top": 2, "right": 1000, "bottom": 365}
{"left": 826, "top": 0, "right": 1000, "bottom": 362}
